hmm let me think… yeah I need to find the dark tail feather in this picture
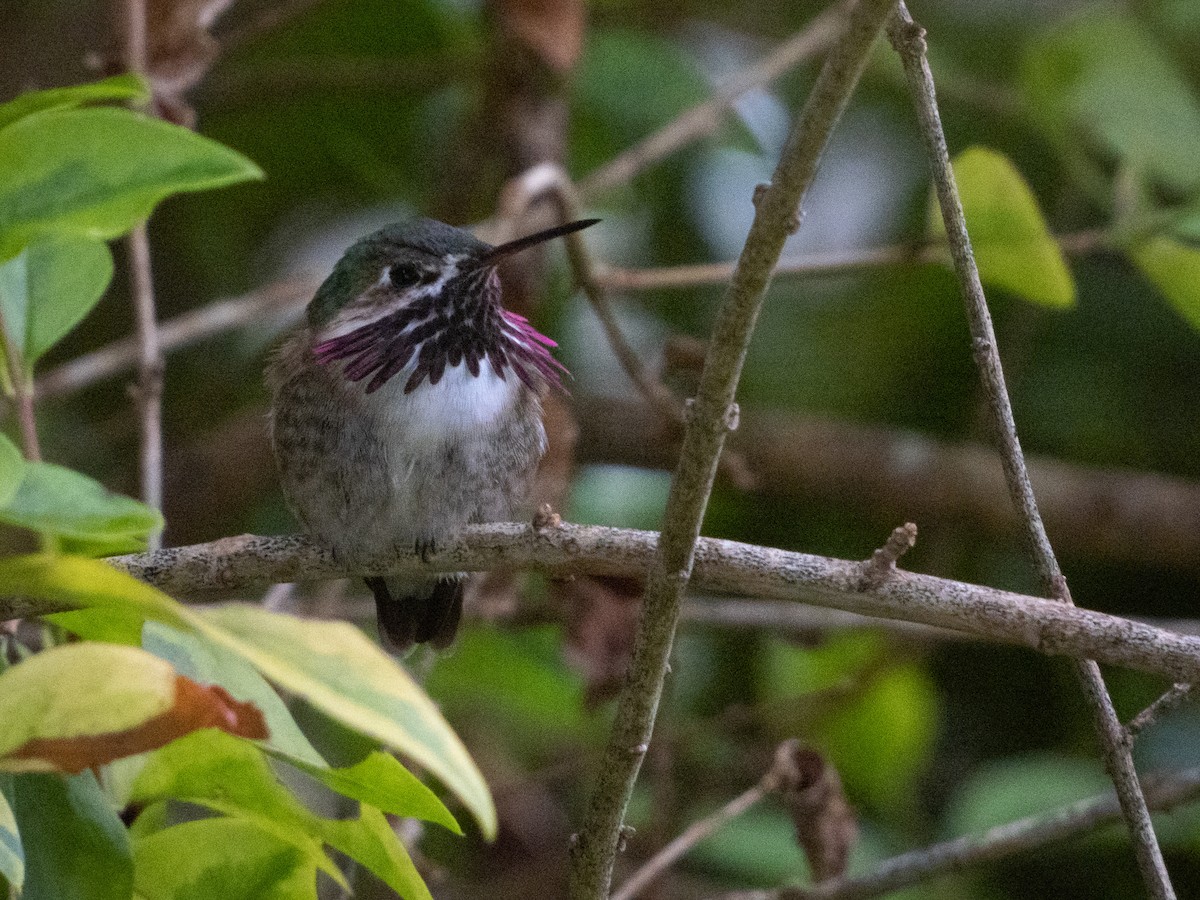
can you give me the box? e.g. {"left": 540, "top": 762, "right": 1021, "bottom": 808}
{"left": 415, "top": 578, "right": 464, "bottom": 650}
{"left": 365, "top": 575, "right": 464, "bottom": 652}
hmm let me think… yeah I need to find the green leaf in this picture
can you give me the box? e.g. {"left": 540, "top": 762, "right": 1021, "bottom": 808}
{"left": 426, "top": 626, "right": 588, "bottom": 748}
{"left": 0, "top": 236, "right": 112, "bottom": 370}
{"left": 942, "top": 755, "right": 1110, "bottom": 838}
{"left": 572, "top": 29, "right": 747, "bottom": 174}
{"left": 759, "top": 633, "right": 938, "bottom": 810}
{"left": 1021, "top": 14, "right": 1200, "bottom": 196}
{"left": 1130, "top": 235, "right": 1200, "bottom": 331}
{"left": 0, "top": 557, "right": 495, "bottom": 838}
{"left": 0, "top": 107, "right": 263, "bottom": 258}
{"left": 930, "top": 147, "right": 1075, "bottom": 308}
{"left": 196, "top": 604, "right": 496, "bottom": 839}
{"left": 1174, "top": 208, "right": 1200, "bottom": 244}
{"left": 0, "top": 75, "right": 148, "bottom": 132}
{"left": 133, "top": 817, "right": 318, "bottom": 900}
{"left": 0, "top": 461, "right": 162, "bottom": 553}
{"left": 129, "top": 731, "right": 342, "bottom": 886}
{"left": 131, "top": 730, "right": 433, "bottom": 900}
{"left": 321, "top": 806, "right": 431, "bottom": 900}
{"left": 0, "top": 434, "right": 23, "bottom": 507}
{"left": 10, "top": 772, "right": 132, "bottom": 900}
{"left": 577, "top": 30, "right": 710, "bottom": 136}
{"left": 688, "top": 805, "right": 808, "bottom": 886}
{"left": 0, "top": 642, "right": 175, "bottom": 770}
{"left": 0, "top": 775, "right": 23, "bottom": 890}
{"left": 142, "top": 622, "right": 326, "bottom": 768}
{"left": 270, "top": 748, "right": 460, "bottom": 835}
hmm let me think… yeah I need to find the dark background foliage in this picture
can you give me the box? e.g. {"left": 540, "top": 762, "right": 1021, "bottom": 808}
{"left": 4, "top": 0, "right": 1200, "bottom": 897}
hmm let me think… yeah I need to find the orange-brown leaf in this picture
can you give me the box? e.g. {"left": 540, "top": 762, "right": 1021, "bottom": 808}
{"left": 10, "top": 675, "right": 268, "bottom": 773}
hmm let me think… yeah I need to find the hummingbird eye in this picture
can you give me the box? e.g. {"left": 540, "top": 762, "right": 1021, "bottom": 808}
{"left": 386, "top": 263, "right": 423, "bottom": 289}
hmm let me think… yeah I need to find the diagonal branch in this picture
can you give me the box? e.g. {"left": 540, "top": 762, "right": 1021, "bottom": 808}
{"left": 35, "top": 276, "right": 315, "bottom": 400}
{"left": 566, "top": 2, "right": 965, "bottom": 893}
{"left": 577, "top": 1, "right": 848, "bottom": 199}
{"left": 887, "top": 5, "right": 1173, "bottom": 897}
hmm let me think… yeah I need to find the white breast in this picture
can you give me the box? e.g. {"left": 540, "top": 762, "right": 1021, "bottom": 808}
{"left": 369, "top": 361, "right": 520, "bottom": 450}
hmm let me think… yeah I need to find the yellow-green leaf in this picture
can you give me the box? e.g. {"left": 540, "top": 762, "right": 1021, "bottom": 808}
{"left": 0, "top": 554, "right": 189, "bottom": 633}
{"left": 1130, "top": 235, "right": 1200, "bottom": 331}
{"left": 142, "top": 622, "right": 326, "bottom": 767}
{"left": 0, "top": 644, "right": 176, "bottom": 770}
{"left": 196, "top": 605, "right": 496, "bottom": 839}
{"left": 930, "top": 146, "right": 1075, "bottom": 309}
{"left": 0, "top": 556, "right": 495, "bottom": 837}
{"left": 270, "top": 748, "right": 461, "bottom": 835}
{"left": 0, "top": 434, "right": 23, "bottom": 508}
{"left": 0, "top": 75, "right": 148, "bottom": 132}
{"left": 131, "top": 730, "right": 433, "bottom": 899}
{"left": 0, "top": 642, "right": 266, "bottom": 774}
{"left": 133, "top": 818, "right": 318, "bottom": 900}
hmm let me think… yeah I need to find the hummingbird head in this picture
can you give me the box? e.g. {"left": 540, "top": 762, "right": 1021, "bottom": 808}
{"left": 306, "top": 217, "right": 598, "bottom": 395}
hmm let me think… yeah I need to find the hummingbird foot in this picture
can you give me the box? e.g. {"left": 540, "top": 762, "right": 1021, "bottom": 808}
{"left": 414, "top": 536, "right": 438, "bottom": 562}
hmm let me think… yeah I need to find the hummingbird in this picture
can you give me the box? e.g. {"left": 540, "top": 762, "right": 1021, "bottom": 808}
{"left": 268, "top": 216, "right": 599, "bottom": 651}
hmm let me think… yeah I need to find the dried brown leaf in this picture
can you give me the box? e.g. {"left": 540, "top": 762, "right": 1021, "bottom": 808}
{"left": 770, "top": 740, "right": 858, "bottom": 882}
{"left": 494, "top": 0, "right": 586, "bottom": 74}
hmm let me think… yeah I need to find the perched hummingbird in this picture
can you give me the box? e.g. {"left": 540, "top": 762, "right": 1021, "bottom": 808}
{"left": 268, "top": 217, "right": 598, "bottom": 651}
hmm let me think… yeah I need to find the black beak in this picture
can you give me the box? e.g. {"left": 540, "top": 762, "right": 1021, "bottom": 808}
{"left": 478, "top": 218, "right": 601, "bottom": 266}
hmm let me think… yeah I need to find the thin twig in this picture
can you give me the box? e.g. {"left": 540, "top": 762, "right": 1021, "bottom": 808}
{"left": 1127, "top": 684, "right": 1197, "bottom": 740}
{"left": 596, "top": 228, "right": 1109, "bottom": 292}
{"left": 858, "top": 522, "right": 917, "bottom": 587}
{"left": 0, "top": 522, "right": 1191, "bottom": 682}
{"left": 492, "top": 166, "right": 756, "bottom": 488}
{"left": 126, "top": 224, "right": 165, "bottom": 536}
{"left": 117, "top": 0, "right": 165, "bottom": 548}
{"left": 612, "top": 782, "right": 771, "bottom": 900}
{"left": 568, "top": 4, "right": 924, "bottom": 895}
{"left": 493, "top": 165, "right": 681, "bottom": 418}
{"left": 887, "top": 5, "right": 1173, "bottom": 898}
{"left": 3, "top": 337, "right": 41, "bottom": 461}
{"left": 707, "top": 767, "right": 1200, "bottom": 900}
{"left": 577, "top": 1, "right": 848, "bottom": 199}
{"left": 35, "top": 276, "right": 315, "bottom": 400}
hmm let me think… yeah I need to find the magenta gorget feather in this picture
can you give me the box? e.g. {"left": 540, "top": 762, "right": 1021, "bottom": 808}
{"left": 311, "top": 267, "right": 569, "bottom": 395}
